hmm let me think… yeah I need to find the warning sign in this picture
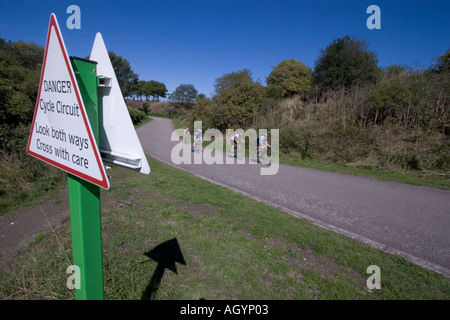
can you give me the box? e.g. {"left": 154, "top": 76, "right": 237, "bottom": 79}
{"left": 27, "top": 14, "right": 109, "bottom": 189}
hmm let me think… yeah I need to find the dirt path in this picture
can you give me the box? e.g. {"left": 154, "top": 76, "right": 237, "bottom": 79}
{"left": 0, "top": 190, "right": 69, "bottom": 271}
{"left": 0, "top": 157, "right": 131, "bottom": 272}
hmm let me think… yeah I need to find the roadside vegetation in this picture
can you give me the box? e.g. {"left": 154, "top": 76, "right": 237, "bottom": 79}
{"left": 138, "top": 38, "right": 450, "bottom": 187}
{"left": 0, "top": 39, "right": 150, "bottom": 214}
{"left": 0, "top": 39, "right": 67, "bottom": 214}
{"left": 189, "top": 37, "right": 449, "bottom": 185}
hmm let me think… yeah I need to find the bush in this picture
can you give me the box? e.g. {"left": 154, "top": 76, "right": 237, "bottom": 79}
{"left": 0, "top": 125, "right": 66, "bottom": 214}
{"left": 266, "top": 59, "right": 312, "bottom": 99}
{"left": 211, "top": 69, "right": 266, "bottom": 131}
{"left": 141, "top": 102, "right": 150, "bottom": 114}
{"left": 127, "top": 107, "right": 146, "bottom": 125}
{"left": 279, "top": 125, "right": 314, "bottom": 159}
{"left": 314, "top": 36, "right": 379, "bottom": 90}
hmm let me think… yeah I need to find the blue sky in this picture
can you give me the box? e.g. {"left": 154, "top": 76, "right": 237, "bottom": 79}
{"left": 1, "top": 0, "right": 449, "bottom": 97}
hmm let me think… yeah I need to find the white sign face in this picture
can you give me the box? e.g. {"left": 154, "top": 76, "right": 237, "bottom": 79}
{"left": 90, "top": 32, "right": 150, "bottom": 175}
{"left": 27, "top": 14, "right": 110, "bottom": 189}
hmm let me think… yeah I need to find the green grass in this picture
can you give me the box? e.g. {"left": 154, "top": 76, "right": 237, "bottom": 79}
{"left": 1, "top": 156, "right": 449, "bottom": 300}
{"left": 280, "top": 156, "right": 450, "bottom": 190}
{"left": 0, "top": 170, "right": 67, "bottom": 216}
{"left": 134, "top": 115, "right": 152, "bottom": 128}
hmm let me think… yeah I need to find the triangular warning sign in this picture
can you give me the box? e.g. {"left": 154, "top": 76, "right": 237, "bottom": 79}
{"left": 27, "top": 14, "right": 110, "bottom": 189}
{"left": 90, "top": 33, "right": 150, "bottom": 175}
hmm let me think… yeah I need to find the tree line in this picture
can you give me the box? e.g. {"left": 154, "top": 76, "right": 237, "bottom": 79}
{"left": 191, "top": 36, "right": 448, "bottom": 173}
{"left": 194, "top": 36, "right": 448, "bottom": 133}
{"left": 107, "top": 51, "right": 168, "bottom": 101}
{"left": 108, "top": 52, "right": 204, "bottom": 104}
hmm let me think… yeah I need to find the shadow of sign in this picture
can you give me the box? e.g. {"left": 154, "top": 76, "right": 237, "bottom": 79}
{"left": 141, "top": 237, "right": 186, "bottom": 300}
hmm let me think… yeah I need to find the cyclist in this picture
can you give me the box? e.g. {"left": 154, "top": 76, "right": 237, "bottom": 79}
{"left": 183, "top": 127, "right": 190, "bottom": 143}
{"left": 230, "top": 133, "right": 243, "bottom": 157}
{"left": 256, "top": 133, "right": 271, "bottom": 163}
{"left": 192, "top": 129, "right": 203, "bottom": 152}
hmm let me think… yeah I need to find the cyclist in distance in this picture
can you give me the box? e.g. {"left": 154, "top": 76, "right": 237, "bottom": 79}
{"left": 256, "top": 133, "right": 271, "bottom": 163}
{"left": 192, "top": 129, "right": 203, "bottom": 152}
{"left": 230, "top": 132, "right": 243, "bottom": 158}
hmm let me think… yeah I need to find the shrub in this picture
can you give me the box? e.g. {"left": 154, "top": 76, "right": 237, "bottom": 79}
{"left": 127, "top": 107, "right": 146, "bottom": 125}
{"left": 279, "top": 124, "right": 314, "bottom": 159}
{"left": 314, "top": 36, "right": 379, "bottom": 90}
{"left": 142, "top": 102, "right": 150, "bottom": 114}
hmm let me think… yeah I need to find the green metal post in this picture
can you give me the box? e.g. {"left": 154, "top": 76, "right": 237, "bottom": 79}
{"left": 68, "top": 57, "right": 103, "bottom": 300}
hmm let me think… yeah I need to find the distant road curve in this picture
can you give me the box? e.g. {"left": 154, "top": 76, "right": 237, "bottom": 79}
{"left": 137, "top": 117, "right": 450, "bottom": 278}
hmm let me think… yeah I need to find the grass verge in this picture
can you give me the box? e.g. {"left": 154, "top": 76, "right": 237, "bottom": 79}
{"left": 1, "top": 156, "right": 449, "bottom": 300}
{"left": 280, "top": 156, "right": 450, "bottom": 190}
{"left": 134, "top": 115, "right": 152, "bottom": 129}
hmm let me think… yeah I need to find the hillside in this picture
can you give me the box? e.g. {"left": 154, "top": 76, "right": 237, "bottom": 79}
{"left": 0, "top": 39, "right": 66, "bottom": 214}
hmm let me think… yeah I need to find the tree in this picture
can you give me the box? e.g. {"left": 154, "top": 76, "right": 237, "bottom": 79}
{"left": 135, "top": 80, "right": 167, "bottom": 101}
{"left": 431, "top": 49, "right": 450, "bottom": 73}
{"left": 136, "top": 80, "right": 147, "bottom": 100}
{"left": 266, "top": 59, "right": 312, "bottom": 99}
{"left": 108, "top": 51, "right": 138, "bottom": 98}
{"left": 197, "top": 93, "right": 206, "bottom": 100}
{"left": 213, "top": 69, "right": 254, "bottom": 93}
{"left": 211, "top": 69, "right": 266, "bottom": 130}
{"left": 169, "top": 84, "right": 198, "bottom": 104}
{"left": 314, "top": 36, "right": 379, "bottom": 90}
{"left": 193, "top": 96, "right": 216, "bottom": 129}
{"left": 147, "top": 80, "right": 167, "bottom": 101}
{"left": 0, "top": 39, "right": 42, "bottom": 126}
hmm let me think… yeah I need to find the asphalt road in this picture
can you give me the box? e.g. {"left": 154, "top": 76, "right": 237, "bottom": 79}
{"left": 137, "top": 117, "right": 450, "bottom": 277}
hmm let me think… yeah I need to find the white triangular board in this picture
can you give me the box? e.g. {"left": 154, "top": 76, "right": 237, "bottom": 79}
{"left": 27, "top": 14, "right": 110, "bottom": 189}
{"left": 90, "top": 33, "right": 150, "bottom": 175}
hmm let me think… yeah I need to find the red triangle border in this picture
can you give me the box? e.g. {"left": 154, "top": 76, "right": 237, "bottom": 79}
{"left": 27, "top": 14, "right": 110, "bottom": 190}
